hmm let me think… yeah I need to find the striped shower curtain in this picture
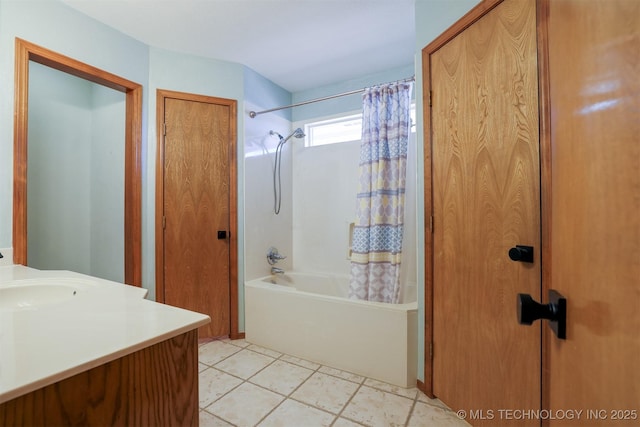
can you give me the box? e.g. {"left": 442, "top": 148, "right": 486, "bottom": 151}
{"left": 349, "top": 81, "right": 412, "bottom": 304}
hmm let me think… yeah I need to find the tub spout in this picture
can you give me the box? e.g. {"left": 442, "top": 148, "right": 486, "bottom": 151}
{"left": 271, "top": 267, "right": 285, "bottom": 275}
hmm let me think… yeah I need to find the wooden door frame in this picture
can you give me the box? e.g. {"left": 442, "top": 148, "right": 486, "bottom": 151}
{"left": 535, "top": 0, "right": 553, "bottom": 420}
{"left": 13, "top": 38, "right": 143, "bottom": 286}
{"left": 419, "top": 0, "right": 552, "bottom": 398}
{"left": 155, "top": 89, "right": 240, "bottom": 339}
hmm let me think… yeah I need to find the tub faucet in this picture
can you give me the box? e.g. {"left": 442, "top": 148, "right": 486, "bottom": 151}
{"left": 267, "top": 247, "right": 287, "bottom": 265}
{"left": 271, "top": 266, "right": 285, "bottom": 275}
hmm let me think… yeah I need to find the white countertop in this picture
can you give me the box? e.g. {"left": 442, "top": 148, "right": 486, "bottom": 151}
{"left": 0, "top": 265, "right": 210, "bottom": 404}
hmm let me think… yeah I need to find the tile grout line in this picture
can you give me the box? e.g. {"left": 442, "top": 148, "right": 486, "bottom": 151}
{"left": 200, "top": 346, "right": 282, "bottom": 424}
{"left": 282, "top": 363, "right": 343, "bottom": 427}
{"left": 216, "top": 345, "right": 345, "bottom": 426}
{"left": 198, "top": 344, "right": 248, "bottom": 421}
{"left": 249, "top": 354, "right": 368, "bottom": 426}
{"left": 330, "top": 376, "right": 367, "bottom": 426}
{"left": 199, "top": 341, "right": 244, "bottom": 368}
{"left": 200, "top": 407, "right": 238, "bottom": 427}
{"left": 244, "top": 349, "right": 291, "bottom": 426}
{"left": 252, "top": 354, "right": 338, "bottom": 426}
{"left": 403, "top": 393, "right": 420, "bottom": 427}
{"left": 201, "top": 340, "right": 433, "bottom": 426}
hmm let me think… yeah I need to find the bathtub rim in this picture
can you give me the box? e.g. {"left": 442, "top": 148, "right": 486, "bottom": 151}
{"left": 245, "top": 274, "right": 418, "bottom": 311}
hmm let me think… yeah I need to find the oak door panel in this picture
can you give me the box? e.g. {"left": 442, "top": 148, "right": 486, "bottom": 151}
{"left": 430, "top": 0, "right": 541, "bottom": 423}
{"left": 546, "top": 0, "right": 640, "bottom": 424}
{"left": 162, "top": 97, "right": 231, "bottom": 338}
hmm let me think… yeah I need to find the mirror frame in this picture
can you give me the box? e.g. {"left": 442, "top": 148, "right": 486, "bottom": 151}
{"left": 13, "top": 38, "right": 142, "bottom": 286}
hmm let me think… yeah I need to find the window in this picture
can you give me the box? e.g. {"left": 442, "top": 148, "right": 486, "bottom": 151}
{"left": 303, "top": 105, "right": 416, "bottom": 148}
{"left": 304, "top": 113, "right": 362, "bottom": 147}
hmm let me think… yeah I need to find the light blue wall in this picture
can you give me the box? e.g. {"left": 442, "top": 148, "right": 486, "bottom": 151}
{"left": 244, "top": 66, "right": 291, "bottom": 121}
{"left": 90, "top": 83, "right": 126, "bottom": 283}
{"left": 0, "top": 0, "right": 250, "bottom": 303}
{"left": 27, "top": 62, "right": 93, "bottom": 274}
{"left": 414, "top": 0, "right": 481, "bottom": 382}
{"left": 27, "top": 62, "right": 126, "bottom": 282}
{"left": 0, "top": 0, "right": 149, "bottom": 275}
{"left": 145, "top": 47, "right": 246, "bottom": 301}
{"left": 291, "top": 64, "right": 415, "bottom": 122}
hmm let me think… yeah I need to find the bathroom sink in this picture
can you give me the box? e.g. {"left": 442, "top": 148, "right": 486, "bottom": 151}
{"left": 0, "top": 284, "right": 79, "bottom": 310}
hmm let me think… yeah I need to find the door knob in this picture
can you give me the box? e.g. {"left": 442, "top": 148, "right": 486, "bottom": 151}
{"left": 217, "top": 230, "right": 227, "bottom": 240}
{"left": 509, "top": 245, "right": 534, "bottom": 263}
{"left": 517, "top": 290, "right": 566, "bottom": 339}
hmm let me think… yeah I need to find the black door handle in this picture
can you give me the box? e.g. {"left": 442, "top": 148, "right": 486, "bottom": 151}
{"left": 217, "top": 230, "right": 227, "bottom": 240}
{"left": 509, "top": 245, "right": 534, "bottom": 263}
{"left": 517, "top": 290, "right": 566, "bottom": 339}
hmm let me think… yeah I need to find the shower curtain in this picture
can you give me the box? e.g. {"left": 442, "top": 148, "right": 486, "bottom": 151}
{"left": 349, "top": 81, "right": 412, "bottom": 304}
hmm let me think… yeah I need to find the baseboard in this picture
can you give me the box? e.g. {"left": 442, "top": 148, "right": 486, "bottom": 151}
{"left": 229, "top": 332, "right": 245, "bottom": 341}
{"left": 417, "top": 379, "right": 435, "bottom": 399}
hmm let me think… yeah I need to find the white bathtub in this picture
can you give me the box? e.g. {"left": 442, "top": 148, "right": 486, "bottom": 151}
{"left": 245, "top": 272, "right": 418, "bottom": 388}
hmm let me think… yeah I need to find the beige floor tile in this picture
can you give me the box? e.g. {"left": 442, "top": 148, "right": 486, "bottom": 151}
{"left": 215, "top": 348, "right": 275, "bottom": 379}
{"left": 333, "top": 417, "right": 367, "bottom": 427}
{"left": 291, "top": 372, "right": 360, "bottom": 414}
{"left": 199, "top": 410, "right": 234, "bottom": 427}
{"left": 258, "top": 399, "right": 335, "bottom": 427}
{"left": 199, "top": 367, "right": 243, "bottom": 408}
{"left": 363, "top": 378, "right": 418, "bottom": 400}
{"left": 198, "top": 339, "right": 458, "bottom": 427}
{"left": 250, "top": 360, "right": 314, "bottom": 395}
{"left": 280, "top": 354, "right": 321, "bottom": 370}
{"left": 247, "top": 343, "right": 283, "bottom": 358}
{"left": 223, "top": 338, "right": 250, "bottom": 348}
{"left": 342, "top": 385, "right": 414, "bottom": 427}
{"left": 417, "top": 394, "right": 451, "bottom": 411}
{"left": 199, "top": 340, "right": 241, "bottom": 366}
{"left": 407, "top": 401, "right": 472, "bottom": 427}
{"left": 417, "top": 390, "right": 430, "bottom": 403}
{"left": 207, "top": 382, "right": 284, "bottom": 427}
{"left": 318, "top": 366, "right": 365, "bottom": 384}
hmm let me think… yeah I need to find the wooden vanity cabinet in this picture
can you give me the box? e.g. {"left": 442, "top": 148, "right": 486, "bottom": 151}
{"left": 0, "top": 329, "right": 199, "bottom": 426}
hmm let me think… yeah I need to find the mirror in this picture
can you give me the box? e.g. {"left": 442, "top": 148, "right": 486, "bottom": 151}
{"left": 27, "top": 62, "right": 125, "bottom": 282}
{"left": 13, "top": 38, "right": 143, "bottom": 286}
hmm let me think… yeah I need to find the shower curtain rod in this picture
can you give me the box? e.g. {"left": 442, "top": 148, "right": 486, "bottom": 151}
{"left": 248, "top": 75, "right": 415, "bottom": 118}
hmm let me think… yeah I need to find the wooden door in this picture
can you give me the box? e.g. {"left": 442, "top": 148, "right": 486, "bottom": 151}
{"left": 158, "top": 92, "right": 236, "bottom": 339}
{"left": 545, "top": 0, "right": 640, "bottom": 424}
{"left": 428, "top": 0, "right": 541, "bottom": 423}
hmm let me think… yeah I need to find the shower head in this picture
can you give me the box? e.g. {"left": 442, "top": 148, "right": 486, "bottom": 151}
{"left": 271, "top": 128, "right": 305, "bottom": 145}
{"left": 292, "top": 128, "right": 305, "bottom": 138}
{"left": 282, "top": 128, "right": 305, "bottom": 143}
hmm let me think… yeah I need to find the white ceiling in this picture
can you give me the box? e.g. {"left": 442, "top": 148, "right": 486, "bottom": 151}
{"left": 61, "top": 0, "right": 416, "bottom": 93}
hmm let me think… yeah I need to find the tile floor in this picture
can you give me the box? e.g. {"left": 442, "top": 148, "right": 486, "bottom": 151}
{"left": 198, "top": 338, "right": 470, "bottom": 427}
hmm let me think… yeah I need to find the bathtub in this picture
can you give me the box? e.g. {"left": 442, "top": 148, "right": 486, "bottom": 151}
{"left": 245, "top": 272, "right": 418, "bottom": 388}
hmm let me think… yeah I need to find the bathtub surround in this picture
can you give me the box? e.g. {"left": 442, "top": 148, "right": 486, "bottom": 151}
{"left": 290, "top": 118, "right": 418, "bottom": 301}
{"left": 349, "top": 81, "right": 413, "bottom": 304}
{"left": 245, "top": 273, "right": 417, "bottom": 388}
{"left": 243, "top": 102, "right": 294, "bottom": 281}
